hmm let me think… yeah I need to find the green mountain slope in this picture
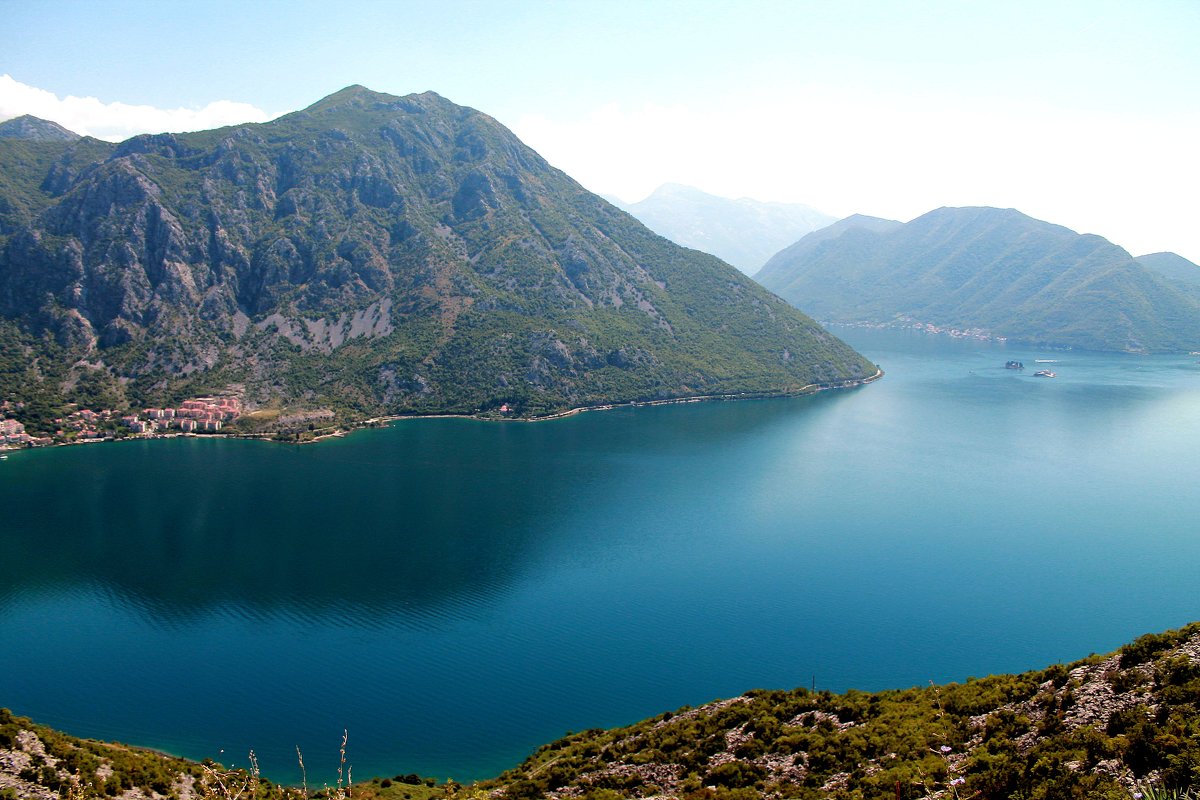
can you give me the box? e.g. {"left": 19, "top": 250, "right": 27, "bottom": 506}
{"left": 752, "top": 214, "right": 902, "bottom": 279}
{"left": 4, "top": 622, "right": 1199, "bottom": 799}
{"left": 0, "top": 87, "right": 874, "bottom": 425}
{"left": 756, "top": 207, "right": 1200, "bottom": 353}
{"left": 611, "top": 184, "right": 835, "bottom": 275}
{"left": 1139, "top": 252, "right": 1200, "bottom": 289}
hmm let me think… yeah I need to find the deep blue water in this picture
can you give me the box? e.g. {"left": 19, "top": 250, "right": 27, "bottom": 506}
{"left": 1, "top": 328, "right": 1198, "bottom": 784}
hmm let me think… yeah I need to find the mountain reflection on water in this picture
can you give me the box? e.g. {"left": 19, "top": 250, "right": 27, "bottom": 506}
{"left": 0, "top": 392, "right": 843, "bottom": 623}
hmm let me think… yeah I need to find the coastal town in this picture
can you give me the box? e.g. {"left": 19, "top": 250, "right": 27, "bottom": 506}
{"left": 830, "top": 316, "right": 1007, "bottom": 343}
{"left": 1, "top": 395, "right": 242, "bottom": 452}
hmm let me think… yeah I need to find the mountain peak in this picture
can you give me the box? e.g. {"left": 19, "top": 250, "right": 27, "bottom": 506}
{"left": 0, "top": 114, "right": 81, "bottom": 141}
{"left": 918, "top": 205, "right": 1027, "bottom": 222}
{"left": 839, "top": 213, "right": 903, "bottom": 227}
{"left": 284, "top": 86, "right": 474, "bottom": 133}
{"left": 1137, "top": 251, "right": 1200, "bottom": 286}
{"left": 300, "top": 85, "right": 457, "bottom": 114}
{"left": 300, "top": 84, "right": 401, "bottom": 113}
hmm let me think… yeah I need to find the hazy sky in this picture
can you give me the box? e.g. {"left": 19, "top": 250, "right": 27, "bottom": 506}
{"left": 3, "top": 0, "right": 1198, "bottom": 261}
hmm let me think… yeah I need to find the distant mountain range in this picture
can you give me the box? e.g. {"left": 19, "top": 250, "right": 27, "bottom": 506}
{"left": 608, "top": 183, "right": 835, "bottom": 275}
{"left": 0, "top": 88, "right": 874, "bottom": 427}
{"left": 755, "top": 206, "right": 1200, "bottom": 353}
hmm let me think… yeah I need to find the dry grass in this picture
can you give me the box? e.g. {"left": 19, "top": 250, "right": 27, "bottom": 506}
{"left": 195, "top": 732, "right": 360, "bottom": 800}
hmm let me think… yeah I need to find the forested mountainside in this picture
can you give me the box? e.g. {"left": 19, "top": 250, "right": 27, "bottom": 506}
{"left": 755, "top": 207, "right": 1200, "bottom": 353}
{"left": 0, "top": 87, "right": 874, "bottom": 430}
{"left": 1137, "top": 252, "right": 1200, "bottom": 289}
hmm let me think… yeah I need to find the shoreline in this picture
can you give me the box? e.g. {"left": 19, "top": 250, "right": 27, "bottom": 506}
{"left": 335, "top": 368, "right": 883, "bottom": 439}
{"left": 1, "top": 370, "right": 883, "bottom": 453}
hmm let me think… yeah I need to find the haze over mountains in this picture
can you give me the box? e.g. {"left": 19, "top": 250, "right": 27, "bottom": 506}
{"left": 609, "top": 183, "right": 835, "bottom": 275}
{"left": 0, "top": 87, "right": 874, "bottom": 422}
{"left": 756, "top": 206, "right": 1200, "bottom": 353}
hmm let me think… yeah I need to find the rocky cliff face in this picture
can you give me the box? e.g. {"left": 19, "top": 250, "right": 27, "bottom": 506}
{"left": 0, "top": 87, "right": 874, "bottom": 418}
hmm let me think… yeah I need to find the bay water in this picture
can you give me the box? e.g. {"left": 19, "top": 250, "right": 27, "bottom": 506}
{"left": 2, "top": 328, "right": 1198, "bottom": 783}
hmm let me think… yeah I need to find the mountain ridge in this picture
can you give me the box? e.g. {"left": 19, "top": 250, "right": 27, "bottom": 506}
{"left": 1137, "top": 251, "right": 1200, "bottom": 289}
{"left": 756, "top": 206, "right": 1200, "bottom": 353}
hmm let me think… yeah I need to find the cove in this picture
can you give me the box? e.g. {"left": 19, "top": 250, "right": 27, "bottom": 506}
{"left": 1, "top": 328, "right": 1198, "bottom": 784}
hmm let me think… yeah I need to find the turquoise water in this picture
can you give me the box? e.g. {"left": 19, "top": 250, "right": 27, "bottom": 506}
{"left": 2, "top": 328, "right": 1198, "bottom": 783}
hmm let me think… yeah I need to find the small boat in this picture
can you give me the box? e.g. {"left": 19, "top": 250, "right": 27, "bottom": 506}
{"left": 1005, "top": 360, "right": 1024, "bottom": 370}
{"left": 1035, "top": 359, "right": 1058, "bottom": 363}
{"left": 1033, "top": 370, "right": 1057, "bottom": 378}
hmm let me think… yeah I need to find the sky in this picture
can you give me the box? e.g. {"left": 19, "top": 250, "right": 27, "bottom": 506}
{"left": 3, "top": 0, "right": 1199, "bottom": 261}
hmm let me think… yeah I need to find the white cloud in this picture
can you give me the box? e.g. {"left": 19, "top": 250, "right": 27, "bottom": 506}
{"left": 512, "top": 86, "right": 1200, "bottom": 262}
{"left": 0, "top": 75, "right": 278, "bottom": 141}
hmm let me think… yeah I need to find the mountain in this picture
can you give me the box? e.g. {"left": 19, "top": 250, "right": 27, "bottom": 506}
{"left": 0, "top": 87, "right": 874, "bottom": 427}
{"left": 4, "top": 621, "right": 1199, "bottom": 798}
{"left": 1138, "top": 251, "right": 1200, "bottom": 288}
{"left": 0, "top": 114, "right": 81, "bottom": 141}
{"left": 756, "top": 206, "right": 1200, "bottom": 353}
{"left": 752, "top": 213, "right": 902, "bottom": 278}
{"left": 611, "top": 183, "right": 835, "bottom": 275}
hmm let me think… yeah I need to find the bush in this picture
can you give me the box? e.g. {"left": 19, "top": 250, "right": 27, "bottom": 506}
{"left": 705, "top": 761, "right": 765, "bottom": 789}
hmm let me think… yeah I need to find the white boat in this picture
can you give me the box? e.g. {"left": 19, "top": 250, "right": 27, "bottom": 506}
{"left": 1035, "top": 359, "right": 1058, "bottom": 363}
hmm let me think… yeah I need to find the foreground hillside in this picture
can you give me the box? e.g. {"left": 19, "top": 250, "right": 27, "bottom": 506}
{"left": 755, "top": 207, "right": 1200, "bottom": 353}
{"left": 4, "top": 623, "right": 1199, "bottom": 799}
{"left": 0, "top": 87, "right": 873, "bottom": 433}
